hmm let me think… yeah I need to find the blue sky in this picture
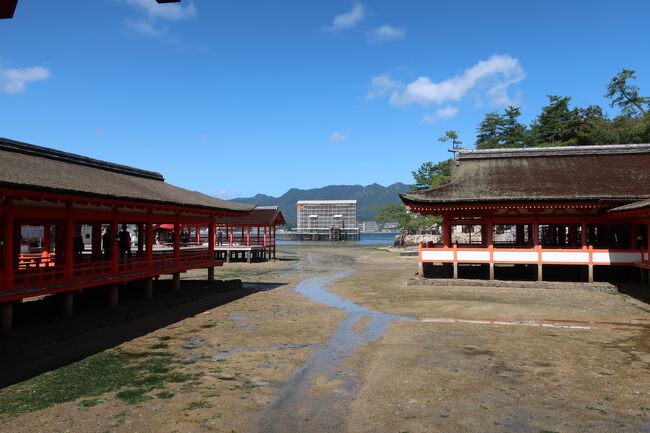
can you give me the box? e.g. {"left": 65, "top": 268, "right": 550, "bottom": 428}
{"left": 1, "top": 0, "right": 649, "bottom": 198}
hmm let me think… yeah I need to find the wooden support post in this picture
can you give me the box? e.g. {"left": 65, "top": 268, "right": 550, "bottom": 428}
{"left": 208, "top": 266, "right": 215, "bottom": 282}
{"left": 110, "top": 219, "right": 118, "bottom": 272}
{"left": 247, "top": 250, "right": 252, "bottom": 264}
{"left": 137, "top": 223, "right": 144, "bottom": 256}
{"left": 173, "top": 223, "right": 181, "bottom": 265}
{"left": 246, "top": 225, "right": 250, "bottom": 246}
{"left": 43, "top": 223, "right": 52, "bottom": 253}
{"left": 91, "top": 223, "right": 102, "bottom": 260}
{"left": 588, "top": 245, "right": 594, "bottom": 283}
{"left": 226, "top": 250, "right": 231, "bottom": 263}
{"left": 452, "top": 243, "right": 458, "bottom": 279}
{"left": 443, "top": 217, "right": 452, "bottom": 248}
{"left": 1, "top": 302, "right": 13, "bottom": 333}
{"left": 208, "top": 223, "right": 215, "bottom": 259}
{"left": 173, "top": 272, "right": 181, "bottom": 291}
{"left": 62, "top": 291, "right": 74, "bottom": 317}
{"left": 2, "top": 212, "right": 15, "bottom": 292}
{"left": 532, "top": 221, "right": 540, "bottom": 248}
{"left": 144, "top": 278, "right": 153, "bottom": 299}
{"left": 418, "top": 261, "right": 424, "bottom": 276}
{"left": 536, "top": 243, "right": 543, "bottom": 282}
{"left": 108, "top": 284, "right": 119, "bottom": 307}
{"left": 196, "top": 224, "right": 201, "bottom": 244}
{"left": 146, "top": 221, "right": 153, "bottom": 270}
{"left": 64, "top": 216, "right": 74, "bottom": 279}
{"left": 581, "top": 221, "right": 588, "bottom": 248}
{"left": 516, "top": 224, "right": 525, "bottom": 246}
{"left": 486, "top": 221, "right": 494, "bottom": 280}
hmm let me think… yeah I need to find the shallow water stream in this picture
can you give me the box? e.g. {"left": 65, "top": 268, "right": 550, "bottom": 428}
{"left": 249, "top": 256, "right": 412, "bottom": 433}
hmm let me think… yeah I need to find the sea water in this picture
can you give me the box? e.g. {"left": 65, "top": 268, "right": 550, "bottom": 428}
{"left": 276, "top": 231, "right": 398, "bottom": 247}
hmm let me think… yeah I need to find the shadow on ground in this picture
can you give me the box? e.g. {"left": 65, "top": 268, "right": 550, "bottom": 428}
{"left": 0, "top": 279, "right": 286, "bottom": 388}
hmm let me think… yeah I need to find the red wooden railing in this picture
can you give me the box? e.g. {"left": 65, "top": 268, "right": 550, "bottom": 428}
{"left": 1, "top": 249, "right": 219, "bottom": 298}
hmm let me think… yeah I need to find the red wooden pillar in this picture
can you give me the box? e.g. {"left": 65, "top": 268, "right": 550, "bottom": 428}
{"left": 2, "top": 213, "right": 15, "bottom": 292}
{"left": 91, "top": 223, "right": 102, "bottom": 260}
{"left": 263, "top": 226, "right": 267, "bottom": 246}
{"left": 486, "top": 219, "right": 494, "bottom": 280}
{"left": 647, "top": 223, "right": 650, "bottom": 261}
{"left": 146, "top": 221, "right": 153, "bottom": 270}
{"left": 442, "top": 216, "right": 452, "bottom": 248}
{"left": 580, "top": 221, "right": 588, "bottom": 248}
{"left": 43, "top": 223, "right": 51, "bottom": 253}
{"left": 110, "top": 219, "right": 118, "bottom": 272}
{"left": 207, "top": 221, "right": 215, "bottom": 281}
{"left": 173, "top": 222, "right": 181, "bottom": 264}
{"left": 208, "top": 223, "right": 215, "bottom": 255}
{"left": 229, "top": 225, "right": 233, "bottom": 245}
{"left": 532, "top": 221, "right": 540, "bottom": 247}
{"left": 137, "top": 223, "right": 144, "bottom": 256}
{"left": 64, "top": 216, "right": 74, "bottom": 279}
{"left": 196, "top": 225, "right": 201, "bottom": 244}
{"left": 486, "top": 220, "right": 493, "bottom": 246}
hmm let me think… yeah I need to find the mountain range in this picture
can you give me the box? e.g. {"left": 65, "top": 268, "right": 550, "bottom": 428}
{"left": 232, "top": 183, "right": 411, "bottom": 227}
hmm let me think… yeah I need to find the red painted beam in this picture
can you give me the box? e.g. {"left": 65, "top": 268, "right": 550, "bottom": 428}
{"left": 0, "top": 0, "right": 17, "bottom": 19}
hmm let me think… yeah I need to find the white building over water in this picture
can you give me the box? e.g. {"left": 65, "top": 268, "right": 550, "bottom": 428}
{"left": 294, "top": 200, "right": 359, "bottom": 241}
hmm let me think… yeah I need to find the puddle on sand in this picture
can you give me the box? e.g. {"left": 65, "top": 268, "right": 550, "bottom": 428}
{"left": 248, "top": 265, "right": 413, "bottom": 433}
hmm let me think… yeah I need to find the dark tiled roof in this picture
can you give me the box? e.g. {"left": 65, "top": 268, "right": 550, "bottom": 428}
{"left": 0, "top": 137, "right": 254, "bottom": 213}
{"left": 401, "top": 144, "right": 650, "bottom": 207}
{"left": 216, "top": 206, "right": 286, "bottom": 226}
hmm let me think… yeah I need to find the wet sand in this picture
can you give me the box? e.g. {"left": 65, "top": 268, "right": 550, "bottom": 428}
{"left": 1, "top": 245, "right": 650, "bottom": 433}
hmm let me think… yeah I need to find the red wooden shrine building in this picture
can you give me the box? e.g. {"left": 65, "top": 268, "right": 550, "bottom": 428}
{"left": 400, "top": 144, "right": 650, "bottom": 283}
{"left": 0, "top": 138, "right": 254, "bottom": 331}
{"left": 213, "top": 206, "right": 286, "bottom": 262}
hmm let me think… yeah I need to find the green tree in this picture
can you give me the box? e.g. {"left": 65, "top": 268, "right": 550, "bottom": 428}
{"left": 530, "top": 95, "right": 580, "bottom": 146}
{"left": 499, "top": 106, "right": 528, "bottom": 148}
{"left": 475, "top": 112, "right": 504, "bottom": 149}
{"left": 411, "top": 159, "right": 452, "bottom": 190}
{"left": 437, "top": 130, "right": 462, "bottom": 149}
{"left": 374, "top": 204, "right": 440, "bottom": 241}
{"left": 605, "top": 69, "right": 649, "bottom": 117}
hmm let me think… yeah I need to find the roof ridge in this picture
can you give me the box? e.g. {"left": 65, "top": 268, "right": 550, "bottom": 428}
{"left": 0, "top": 136, "right": 164, "bottom": 181}
{"left": 459, "top": 144, "right": 650, "bottom": 160}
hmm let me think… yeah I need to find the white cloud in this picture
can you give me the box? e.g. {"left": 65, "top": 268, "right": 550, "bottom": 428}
{"left": 326, "top": 3, "right": 365, "bottom": 31}
{"left": 369, "top": 25, "right": 405, "bottom": 42}
{"left": 124, "top": 17, "right": 169, "bottom": 38}
{"left": 371, "top": 55, "right": 525, "bottom": 107}
{"left": 0, "top": 65, "right": 51, "bottom": 94}
{"left": 367, "top": 74, "right": 402, "bottom": 100}
{"left": 120, "top": 0, "right": 196, "bottom": 40}
{"left": 421, "top": 106, "right": 459, "bottom": 124}
{"left": 122, "top": 0, "right": 197, "bottom": 22}
{"left": 329, "top": 132, "right": 348, "bottom": 144}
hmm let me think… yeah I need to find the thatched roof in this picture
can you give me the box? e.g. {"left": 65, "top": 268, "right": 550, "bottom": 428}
{"left": 0, "top": 137, "right": 254, "bottom": 213}
{"left": 215, "top": 206, "right": 286, "bottom": 226}
{"left": 401, "top": 144, "right": 650, "bottom": 208}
